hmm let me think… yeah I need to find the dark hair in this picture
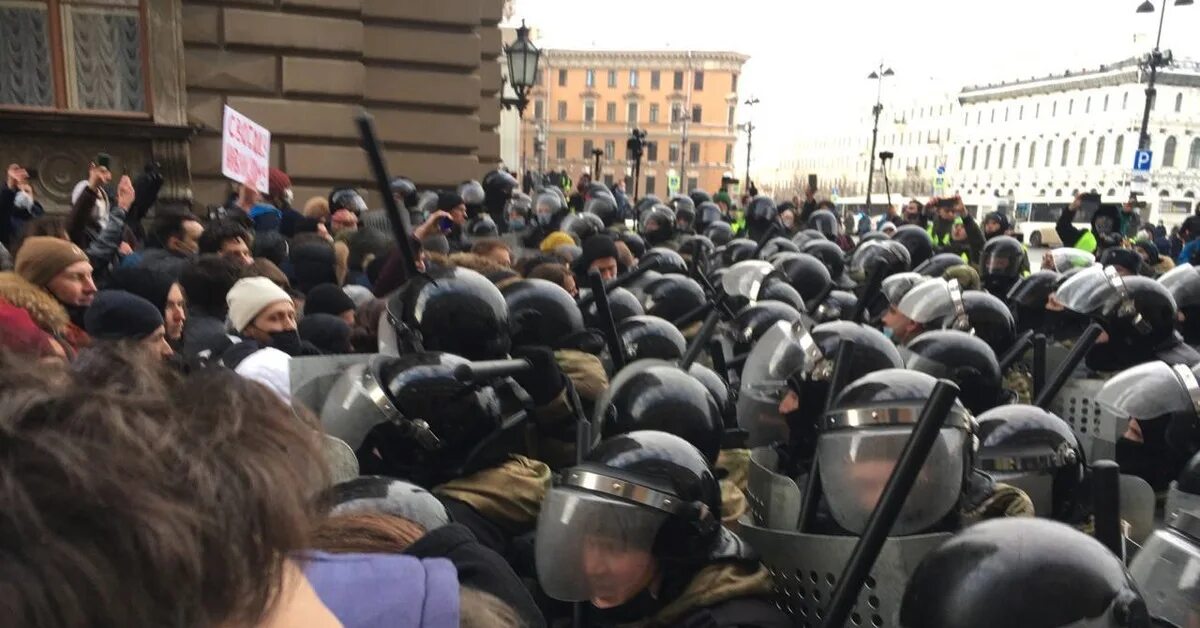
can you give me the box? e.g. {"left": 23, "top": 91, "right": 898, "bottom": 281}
{"left": 252, "top": 230, "right": 289, "bottom": 266}
{"left": 309, "top": 512, "right": 426, "bottom": 554}
{"left": 179, "top": 254, "right": 242, "bottom": 316}
{"left": 817, "top": 200, "right": 836, "bottom": 210}
{"left": 198, "top": 220, "right": 251, "bottom": 254}
{"left": 244, "top": 258, "right": 291, "bottom": 291}
{"left": 14, "top": 215, "right": 68, "bottom": 252}
{"left": 470, "top": 238, "right": 512, "bottom": 260}
{"left": 151, "top": 211, "right": 201, "bottom": 248}
{"left": 527, "top": 263, "right": 575, "bottom": 291}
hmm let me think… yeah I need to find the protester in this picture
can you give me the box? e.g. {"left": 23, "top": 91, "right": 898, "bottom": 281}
{"left": 12, "top": 236, "right": 95, "bottom": 352}
{"left": 198, "top": 220, "right": 254, "bottom": 267}
{"left": 571, "top": 234, "right": 621, "bottom": 281}
{"left": 108, "top": 266, "right": 187, "bottom": 347}
{"left": 178, "top": 254, "right": 240, "bottom": 360}
{"left": 305, "top": 283, "right": 357, "bottom": 325}
{"left": 83, "top": 290, "right": 174, "bottom": 360}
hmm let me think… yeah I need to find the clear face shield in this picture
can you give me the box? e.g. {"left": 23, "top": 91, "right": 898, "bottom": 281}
{"left": 881, "top": 272, "right": 929, "bottom": 307}
{"left": 1046, "top": 248, "right": 1096, "bottom": 273}
{"left": 535, "top": 469, "right": 672, "bottom": 605}
{"left": 320, "top": 360, "right": 399, "bottom": 450}
{"left": 817, "top": 409, "right": 969, "bottom": 535}
{"left": 1055, "top": 265, "right": 1146, "bottom": 331}
{"left": 1097, "top": 361, "right": 1200, "bottom": 423}
{"left": 1130, "top": 511, "right": 1200, "bottom": 628}
{"left": 737, "top": 320, "right": 816, "bottom": 447}
{"left": 896, "top": 278, "right": 970, "bottom": 329}
{"left": 722, "top": 260, "right": 778, "bottom": 304}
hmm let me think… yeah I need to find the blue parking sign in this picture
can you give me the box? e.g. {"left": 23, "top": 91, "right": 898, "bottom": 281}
{"left": 1133, "top": 150, "right": 1153, "bottom": 172}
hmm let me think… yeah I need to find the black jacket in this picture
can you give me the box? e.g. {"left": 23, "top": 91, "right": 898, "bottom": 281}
{"left": 404, "top": 523, "right": 546, "bottom": 628}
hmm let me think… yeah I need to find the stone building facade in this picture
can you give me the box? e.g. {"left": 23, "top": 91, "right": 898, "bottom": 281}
{"left": 0, "top": 0, "right": 506, "bottom": 212}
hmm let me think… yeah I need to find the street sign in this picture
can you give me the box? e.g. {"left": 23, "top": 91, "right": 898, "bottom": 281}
{"left": 221, "top": 106, "right": 271, "bottom": 194}
{"left": 1133, "top": 150, "right": 1153, "bottom": 173}
{"left": 667, "top": 173, "right": 681, "bottom": 196}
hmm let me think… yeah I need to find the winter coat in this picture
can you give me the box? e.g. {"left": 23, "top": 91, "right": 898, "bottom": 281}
{"left": 0, "top": 272, "right": 89, "bottom": 356}
{"left": 304, "top": 552, "right": 459, "bottom": 628}
{"left": 180, "top": 310, "right": 232, "bottom": 361}
{"left": 434, "top": 455, "right": 550, "bottom": 545}
{"left": 639, "top": 563, "right": 789, "bottom": 628}
{"left": 404, "top": 524, "right": 546, "bottom": 628}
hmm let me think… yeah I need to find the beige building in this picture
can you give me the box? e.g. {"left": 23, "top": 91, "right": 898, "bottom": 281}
{"left": 523, "top": 49, "right": 748, "bottom": 197}
{"left": 0, "top": 0, "right": 507, "bottom": 212}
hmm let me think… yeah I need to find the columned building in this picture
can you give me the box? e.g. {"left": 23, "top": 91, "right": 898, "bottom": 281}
{"left": 523, "top": 49, "right": 748, "bottom": 196}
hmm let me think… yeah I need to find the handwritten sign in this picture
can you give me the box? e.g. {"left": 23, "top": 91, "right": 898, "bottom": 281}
{"left": 221, "top": 105, "right": 271, "bottom": 194}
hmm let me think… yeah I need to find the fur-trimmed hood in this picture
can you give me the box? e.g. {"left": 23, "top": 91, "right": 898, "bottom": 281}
{"left": 0, "top": 272, "right": 68, "bottom": 335}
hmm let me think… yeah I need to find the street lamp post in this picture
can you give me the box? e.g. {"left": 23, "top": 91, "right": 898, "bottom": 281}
{"left": 592, "top": 148, "right": 604, "bottom": 183}
{"left": 501, "top": 20, "right": 541, "bottom": 118}
{"left": 865, "top": 64, "right": 895, "bottom": 213}
{"left": 741, "top": 97, "right": 760, "bottom": 196}
{"left": 1135, "top": 0, "right": 1190, "bottom": 151}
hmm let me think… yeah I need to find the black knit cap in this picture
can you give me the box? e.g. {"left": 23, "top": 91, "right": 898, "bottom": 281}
{"left": 84, "top": 290, "right": 164, "bottom": 340}
{"left": 305, "top": 283, "right": 356, "bottom": 317}
{"left": 298, "top": 313, "right": 352, "bottom": 354}
{"left": 573, "top": 234, "right": 620, "bottom": 276}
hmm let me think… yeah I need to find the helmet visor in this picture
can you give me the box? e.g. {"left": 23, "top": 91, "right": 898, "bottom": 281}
{"left": 1097, "top": 361, "right": 1198, "bottom": 421}
{"left": 897, "top": 279, "right": 957, "bottom": 324}
{"left": 1053, "top": 264, "right": 1121, "bottom": 315}
{"left": 818, "top": 426, "right": 965, "bottom": 535}
{"left": 1048, "top": 248, "right": 1096, "bottom": 273}
{"left": 981, "top": 249, "right": 1018, "bottom": 277}
{"left": 1129, "top": 520, "right": 1200, "bottom": 627}
{"left": 737, "top": 320, "right": 812, "bottom": 447}
{"left": 722, "top": 260, "right": 776, "bottom": 301}
{"left": 848, "top": 241, "right": 884, "bottom": 283}
{"left": 881, "top": 272, "right": 928, "bottom": 307}
{"left": 535, "top": 487, "right": 667, "bottom": 603}
{"left": 1161, "top": 264, "right": 1200, "bottom": 309}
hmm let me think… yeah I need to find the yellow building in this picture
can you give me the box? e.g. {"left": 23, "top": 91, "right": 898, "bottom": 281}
{"left": 523, "top": 49, "right": 749, "bottom": 198}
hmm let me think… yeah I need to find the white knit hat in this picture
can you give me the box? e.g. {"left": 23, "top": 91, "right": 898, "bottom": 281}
{"left": 226, "top": 277, "right": 293, "bottom": 333}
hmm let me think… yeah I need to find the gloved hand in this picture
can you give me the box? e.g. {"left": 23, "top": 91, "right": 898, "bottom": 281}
{"left": 510, "top": 345, "right": 566, "bottom": 406}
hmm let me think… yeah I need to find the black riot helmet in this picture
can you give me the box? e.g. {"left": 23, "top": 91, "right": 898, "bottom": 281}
{"left": 385, "top": 266, "right": 510, "bottom": 360}
{"left": 320, "top": 353, "right": 507, "bottom": 487}
{"left": 745, "top": 196, "right": 778, "bottom": 241}
{"left": 704, "top": 221, "right": 735, "bottom": 247}
{"left": 619, "top": 231, "right": 647, "bottom": 259}
{"left": 583, "top": 193, "right": 620, "bottom": 227}
{"left": 618, "top": 315, "right": 687, "bottom": 362}
{"left": 975, "top": 405, "right": 1086, "bottom": 523}
{"left": 905, "top": 330, "right": 1006, "bottom": 414}
{"left": 689, "top": 189, "right": 712, "bottom": 207}
{"left": 729, "top": 300, "right": 806, "bottom": 357}
{"left": 1099, "top": 361, "right": 1200, "bottom": 490}
{"left": 820, "top": 369, "right": 973, "bottom": 535}
{"left": 914, "top": 252, "right": 966, "bottom": 278}
{"left": 535, "top": 431, "right": 755, "bottom": 613}
{"left": 677, "top": 235, "right": 716, "bottom": 266}
{"left": 896, "top": 277, "right": 972, "bottom": 333}
{"left": 807, "top": 209, "right": 840, "bottom": 239}
{"left": 640, "top": 247, "right": 688, "bottom": 275}
{"left": 390, "top": 177, "right": 419, "bottom": 209}
{"left": 579, "top": 286, "right": 645, "bottom": 327}
{"left": 465, "top": 213, "right": 499, "bottom": 240}
{"left": 634, "top": 194, "right": 662, "bottom": 218}
{"left": 760, "top": 237, "right": 800, "bottom": 261}
{"left": 458, "top": 180, "right": 486, "bottom": 216}
{"left": 847, "top": 239, "right": 912, "bottom": 284}
{"left": 892, "top": 224, "right": 935, "bottom": 268}
{"left": 756, "top": 277, "right": 808, "bottom": 312}
{"left": 980, "top": 235, "right": 1028, "bottom": 299}
{"left": 1007, "top": 270, "right": 1058, "bottom": 334}
{"left": 503, "top": 278, "right": 595, "bottom": 351}
{"left": 900, "top": 518, "right": 1151, "bottom": 628}
{"left": 561, "top": 211, "right": 605, "bottom": 242}
{"left": 772, "top": 253, "right": 834, "bottom": 308}
{"left": 482, "top": 170, "right": 518, "bottom": 219}
{"left": 1160, "top": 263, "right": 1200, "bottom": 345}
{"left": 790, "top": 228, "right": 827, "bottom": 248}
{"left": 960, "top": 291, "right": 1018, "bottom": 357}
{"left": 641, "top": 275, "right": 707, "bottom": 324}
{"left": 326, "top": 475, "right": 451, "bottom": 533}
{"left": 800, "top": 238, "right": 855, "bottom": 289}
{"left": 1055, "top": 266, "right": 1183, "bottom": 368}
{"left": 720, "top": 238, "right": 759, "bottom": 267}
{"left": 812, "top": 289, "right": 859, "bottom": 323}
{"left": 695, "top": 201, "right": 723, "bottom": 233}
{"left": 594, "top": 362, "right": 723, "bottom": 462}
{"left": 669, "top": 195, "right": 697, "bottom": 232}
{"left": 688, "top": 363, "right": 737, "bottom": 429}
{"left": 330, "top": 187, "right": 368, "bottom": 215}
{"left": 640, "top": 204, "right": 676, "bottom": 245}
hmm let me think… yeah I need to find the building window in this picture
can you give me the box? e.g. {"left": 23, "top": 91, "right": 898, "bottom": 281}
{"left": 651, "top": 71, "right": 660, "bottom": 90}
{"left": 1012, "top": 143, "right": 1021, "bottom": 168}
{"left": 725, "top": 143, "right": 733, "bottom": 164}
{"left": 1095, "top": 137, "right": 1106, "bottom": 166}
{"left": 605, "top": 102, "right": 616, "bottom": 122}
{"left": 1189, "top": 138, "right": 1200, "bottom": 168}
{"left": 1104, "top": 94, "right": 1110, "bottom": 111}
{"left": 649, "top": 103, "right": 659, "bottom": 123}
{"left": 990, "top": 109, "right": 996, "bottom": 123}
{"left": 607, "top": 70, "right": 616, "bottom": 88}
{"left": 687, "top": 176, "right": 698, "bottom": 191}
{"left": 582, "top": 139, "right": 594, "bottom": 159}
{"left": 1035, "top": 102, "right": 1041, "bottom": 118}
{"left": 1060, "top": 139, "right": 1070, "bottom": 167}
{"left": 1114, "top": 135, "right": 1124, "bottom": 165}
{"left": 1018, "top": 105, "right": 1024, "bottom": 120}
{"left": 1078, "top": 138, "right": 1087, "bottom": 166}
{"left": 586, "top": 69, "right": 595, "bottom": 87}
{"left": 976, "top": 110, "right": 982, "bottom": 124}
{"left": 534, "top": 99, "right": 544, "bottom": 120}
{"left": 647, "top": 141, "right": 658, "bottom": 162}
{"left": 1123, "top": 92, "right": 1130, "bottom": 110}
{"left": 998, "top": 144, "right": 1006, "bottom": 169}
{"left": 1028, "top": 141, "right": 1037, "bottom": 168}
{"left": 1177, "top": 93, "right": 1184, "bottom": 113}
{"left": 958, "top": 146, "right": 966, "bottom": 170}
{"left": 971, "top": 146, "right": 979, "bottom": 170}
{"left": 1086, "top": 97, "right": 1091, "bottom": 113}
{"left": 1004, "top": 107, "right": 1010, "bottom": 122}
{"left": 964, "top": 112, "right": 970, "bottom": 126}
{"left": 1045, "top": 140, "right": 1054, "bottom": 167}
{"left": 645, "top": 175, "right": 656, "bottom": 195}
{"left": 689, "top": 143, "right": 700, "bottom": 164}
{"left": 604, "top": 174, "right": 614, "bottom": 186}
{"left": 693, "top": 71, "right": 704, "bottom": 90}
{"left": 669, "top": 143, "right": 680, "bottom": 164}
{"left": 1052, "top": 101, "right": 1058, "bottom": 117}
{"left": 673, "top": 71, "right": 684, "bottom": 90}
{"left": 671, "top": 103, "right": 683, "bottom": 123}
{"left": 1, "top": 0, "right": 150, "bottom": 111}
{"left": 691, "top": 105, "right": 702, "bottom": 123}
{"left": 556, "top": 138, "right": 566, "bottom": 159}
{"left": 535, "top": 68, "right": 543, "bottom": 85}
{"left": 1164, "top": 136, "right": 1178, "bottom": 167}
{"left": 629, "top": 70, "right": 638, "bottom": 88}
{"left": 627, "top": 102, "right": 638, "bottom": 124}
{"left": 732, "top": 73, "right": 739, "bottom": 92}
{"left": 727, "top": 105, "right": 736, "bottom": 127}
{"left": 1068, "top": 99, "right": 1074, "bottom": 115}
{"left": 584, "top": 100, "right": 595, "bottom": 122}
{"left": 557, "top": 101, "right": 567, "bottom": 121}
{"left": 558, "top": 69, "right": 567, "bottom": 86}
{"left": 604, "top": 139, "right": 615, "bottom": 159}
{"left": 984, "top": 145, "right": 992, "bottom": 170}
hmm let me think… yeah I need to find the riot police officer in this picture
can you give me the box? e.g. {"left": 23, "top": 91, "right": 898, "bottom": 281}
{"left": 670, "top": 194, "right": 698, "bottom": 234}
{"left": 458, "top": 180, "right": 486, "bottom": 219}
{"left": 1131, "top": 452, "right": 1200, "bottom": 627}
{"left": 482, "top": 170, "right": 518, "bottom": 231}
{"left": 524, "top": 190, "right": 570, "bottom": 249}
{"left": 744, "top": 196, "right": 778, "bottom": 242}
{"left": 891, "top": 223, "right": 935, "bottom": 268}
{"left": 618, "top": 315, "right": 687, "bottom": 362}
{"left": 771, "top": 252, "right": 834, "bottom": 310}
{"left": 640, "top": 204, "right": 677, "bottom": 248}
{"left": 905, "top": 330, "right": 1010, "bottom": 414}
{"left": 1007, "top": 270, "right": 1058, "bottom": 334}
{"left": 1099, "top": 360, "right": 1200, "bottom": 491}
{"left": 980, "top": 235, "right": 1029, "bottom": 299}
{"left": 1159, "top": 263, "right": 1200, "bottom": 346}
{"left": 800, "top": 238, "right": 856, "bottom": 290}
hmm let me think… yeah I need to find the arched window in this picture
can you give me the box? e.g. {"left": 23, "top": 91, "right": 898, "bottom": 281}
{"left": 1189, "top": 138, "right": 1200, "bottom": 169}
{"left": 1045, "top": 140, "right": 1054, "bottom": 168}
{"left": 1012, "top": 143, "right": 1021, "bottom": 169}
{"left": 971, "top": 145, "right": 979, "bottom": 170}
{"left": 1028, "top": 141, "right": 1037, "bottom": 168}
{"left": 1164, "top": 136, "right": 1178, "bottom": 168}
{"left": 1176, "top": 93, "right": 1184, "bottom": 113}
{"left": 1061, "top": 139, "right": 1071, "bottom": 167}
{"left": 1077, "top": 138, "right": 1087, "bottom": 167}
{"left": 998, "top": 144, "right": 1007, "bottom": 169}
{"left": 985, "top": 145, "right": 992, "bottom": 170}
{"left": 1095, "top": 137, "right": 1106, "bottom": 166}
{"left": 1113, "top": 136, "right": 1125, "bottom": 166}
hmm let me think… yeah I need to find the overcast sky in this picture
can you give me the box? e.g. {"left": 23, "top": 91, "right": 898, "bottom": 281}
{"left": 511, "top": 0, "right": 1200, "bottom": 167}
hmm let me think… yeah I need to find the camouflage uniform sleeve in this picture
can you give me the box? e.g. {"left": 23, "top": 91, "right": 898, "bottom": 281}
{"left": 961, "top": 482, "right": 1036, "bottom": 523}
{"left": 1003, "top": 366, "right": 1033, "bottom": 405}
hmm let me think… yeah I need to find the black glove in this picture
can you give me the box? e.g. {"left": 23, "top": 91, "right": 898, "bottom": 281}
{"left": 510, "top": 345, "right": 566, "bottom": 406}
{"left": 128, "top": 164, "right": 165, "bottom": 225}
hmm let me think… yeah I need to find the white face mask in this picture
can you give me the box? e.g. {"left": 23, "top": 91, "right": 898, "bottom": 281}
{"left": 284, "top": 188, "right": 294, "bottom": 205}
{"left": 13, "top": 191, "right": 33, "bottom": 212}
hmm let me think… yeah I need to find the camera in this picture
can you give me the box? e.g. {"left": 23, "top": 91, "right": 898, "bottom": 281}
{"left": 879, "top": 151, "right": 894, "bottom": 161}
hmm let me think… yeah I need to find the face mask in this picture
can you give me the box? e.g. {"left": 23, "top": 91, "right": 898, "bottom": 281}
{"left": 882, "top": 327, "right": 895, "bottom": 340}
{"left": 535, "top": 211, "right": 552, "bottom": 226}
{"left": 266, "top": 329, "right": 304, "bottom": 356}
{"left": 14, "top": 191, "right": 33, "bottom": 212}
{"left": 509, "top": 217, "right": 526, "bottom": 231}
{"left": 284, "top": 188, "right": 294, "bottom": 205}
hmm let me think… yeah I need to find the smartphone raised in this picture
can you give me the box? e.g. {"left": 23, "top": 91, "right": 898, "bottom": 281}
{"left": 1080, "top": 193, "right": 1101, "bottom": 214}
{"left": 438, "top": 217, "right": 454, "bottom": 233}
{"left": 936, "top": 197, "right": 957, "bottom": 210}
{"left": 807, "top": 174, "right": 818, "bottom": 191}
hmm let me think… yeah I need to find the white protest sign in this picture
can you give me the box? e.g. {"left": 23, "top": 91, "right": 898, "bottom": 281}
{"left": 221, "top": 105, "right": 271, "bottom": 194}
